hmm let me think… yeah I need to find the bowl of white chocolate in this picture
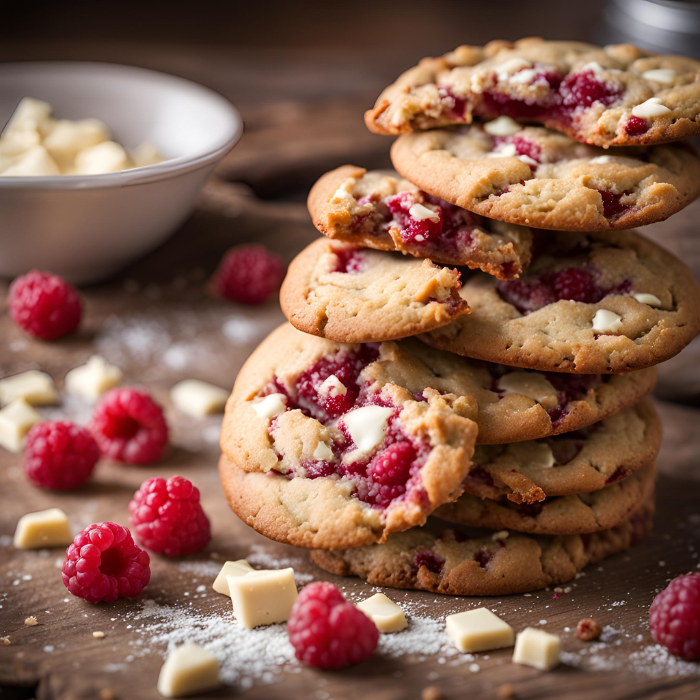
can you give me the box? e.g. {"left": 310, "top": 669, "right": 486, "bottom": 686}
{"left": 0, "top": 62, "right": 242, "bottom": 284}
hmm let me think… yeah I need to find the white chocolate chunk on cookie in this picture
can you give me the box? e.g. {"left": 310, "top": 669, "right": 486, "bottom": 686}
{"left": 250, "top": 393, "right": 287, "bottom": 420}
{"left": 446, "top": 608, "right": 514, "bottom": 653}
{"left": 0, "top": 371, "right": 58, "bottom": 407}
{"left": 632, "top": 292, "right": 661, "bottom": 307}
{"left": 14, "top": 508, "right": 73, "bottom": 549}
{"left": 65, "top": 355, "right": 123, "bottom": 401}
{"left": 357, "top": 593, "right": 407, "bottom": 633}
{"left": 342, "top": 405, "right": 394, "bottom": 456}
{"left": 408, "top": 202, "right": 440, "bottom": 222}
{"left": 0, "top": 398, "right": 42, "bottom": 452}
{"left": 171, "top": 380, "right": 229, "bottom": 417}
{"left": 157, "top": 642, "right": 221, "bottom": 698}
{"left": 632, "top": 97, "right": 672, "bottom": 118}
{"left": 227, "top": 568, "right": 298, "bottom": 629}
{"left": 313, "top": 440, "right": 334, "bottom": 461}
{"left": 641, "top": 69, "right": 676, "bottom": 84}
{"left": 483, "top": 116, "right": 523, "bottom": 136}
{"left": 512, "top": 627, "right": 561, "bottom": 670}
{"left": 318, "top": 375, "right": 347, "bottom": 398}
{"left": 212, "top": 559, "right": 255, "bottom": 596}
{"left": 592, "top": 309, "right": 623, "bottom": 333}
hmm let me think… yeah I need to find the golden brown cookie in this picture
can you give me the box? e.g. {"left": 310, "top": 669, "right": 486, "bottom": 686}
{"left": 308, "top": 165, "right": 532, "bottom": 279}
{"left": 421, "top": 231, "right": 700, "bottom": 374}
{"left": 366, "top": 38, "right": 700, "bottom": 147}
{"left": 280, "top": 238, "right": 469, "bottom": 343}
{"left": 390, "top": 126, "right": 700, "bottom": 231}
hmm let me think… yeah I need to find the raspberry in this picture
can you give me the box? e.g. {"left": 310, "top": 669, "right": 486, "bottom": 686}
{"left": 649, "top": 573, "right": 700, "bottom": 660}
{"left": 61, "top": 522, "right": 150, "bottom": 604}
{"left": 90, "top": 388, "right": 168, "bottom": 465}
{"left": 560, "top": 70, "right": 621, "bottom": 109}
{"left": 551, "top": 267, "right": 597, "bottom": 303}
{"left": 413, "top": 550, "right": 445, "bottom": 574}
{"left": 363, "top": 442, "right": 417, "bottom": 507}
{"left": 211, "top": 244, "right": 285, "bottom": 305}
{"left": 129, "top": 476, "right": 210, "bottom": 557}
{"left": 288, "top": 582, "right": 378, "bottom": 669}
{"left": 8, "top": 270, "right": 82, "bottom": 341}
{"left": 625, "top": 116, "right": 649, "bottom": 136}
{"left": 598, "top": 190, "right": 631, "bottom": 220}
{"left": 24, "top": 421, "right": 100, "bottom": 490}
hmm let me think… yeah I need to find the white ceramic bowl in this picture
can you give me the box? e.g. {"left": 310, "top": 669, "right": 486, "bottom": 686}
{"left": 0, "top": 62, "right": 243, "bottom": 284}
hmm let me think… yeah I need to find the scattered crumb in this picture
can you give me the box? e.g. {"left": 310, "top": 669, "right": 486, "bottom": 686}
{"left": 93, "top": 631, "right": 106, "bottom": 639}
{"left": 498, "top": 684, "right": 515, "bottom": 699}
{"left": 24, "top": 616, "right": 38, "bottom": 627}
{"left": 577, "top": 618, "right": 602, "bottom": 642}
{"left": 1, "top": 637, "right": 10, "bottom": 646}
{"left": 421, "top": 686, "right": 442, "bottom": 700}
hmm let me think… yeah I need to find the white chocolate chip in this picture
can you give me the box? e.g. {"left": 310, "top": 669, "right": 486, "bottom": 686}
{"left": 170, "top": 379, "right": 229, "bottom": 418}
{"left": 509, "top": 68, "right": 538, "bottom": 85}
{"left": 313, "top": 440, "right": 334, "bottom": 461}
{"left": 483, "top": 116, "right": 523, "bottom": 136}
{"left": 512, "top": 627, "right": 561, "bottom": 671}
{"left": 408, "top": 202, "right": 440, "bottom": 223}
{"left": 250, "top": 393, "right": 287, "bottom": 420}
{"left": 357, "top": 593, "right": 407, "bottom": 633}
{"left": 641, "top": 69, "right": 676, "bottom": 84}
{"left": 157, "top": 642, "right": 221, "bottom": 698}
{"left": 65, "top": 355, "right": 123, "bottom": 402}
{"left": 446, "top": 608, "right": 515, "bottom": 653}
{"left": 13, "top": 508, "right": 73, "bottom": 549}
{"left": 0, "top": 398, "right": 42, "bottom": 453}
{"left": 0, "top": 371, "right": 58, "bottom": 407}
{"left": 73, "top": 141, "right": 131, "bottom": 175}
{"left": 632, "top": 292, "right": 662, "bottom": 307}
{"left": 496, "top": 58, "right": 532, "bottom": 81}
{"left": 581, "top": 61, "right": 605, "bottom": 74}
{"left": 497, "top": 372, "right": 558, "bottom": 410}
{"left": 592, "top": 309, "right": 623, "bottom": 333}
{"left": 330, "top": 178, "right": 355, "bottom": 203}
{"left": 529, "top": 442, "right": 555, "bottom": 468}
{"left": 632, "top": 97, "right": 672, "bottom": 118}
{"left": 518, "top": 154, "right": 539, "bottom": 167}
{"left": 318, "top": 374, "right": 347, "bottom": 398}
{"left": 227, "top": 568, "right": 298, "bottom": 629}
{"left": 212, "top": 559, "right": 255, "bottom": 596}
{"left": 342, "top": 405, "right": 394, "bottom": 456}
{"left": 487, "top": 143, "right": 517, "bottom": 158}
{"left": 492, "top": 530, "right": 509, "bottom": 542}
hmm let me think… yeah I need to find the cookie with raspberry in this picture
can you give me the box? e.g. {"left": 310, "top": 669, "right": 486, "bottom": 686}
{"left": 421, "top": 231, "right": 700, "bottom": 374}
{"left": 280, "top": 238, "right": 469, "bottom": 343}
{"left": 366, "top": 38, "right": 700, "bottom": 147}
{"left": 310, "top": 497, "right": 654, "bottom": 596}
{"left": 390, "top": 125, "right": 700, "bottom": 232}
{"left": 437, "top": 462, "right": 655, "bottom": 535}
{"left": 308, "top": 166, "right": 532, "bottom": 280}
{"left": 462, "top": 400, "right": 660, "bottom": 505}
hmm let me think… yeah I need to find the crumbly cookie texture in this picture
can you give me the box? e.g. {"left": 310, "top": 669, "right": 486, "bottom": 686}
{"left": 308, "top": 165, "right": 532, "bottom": 280}
{"left": 437, "top": 462, "right": 655, "bottom": 535}
{"left": 390, "top": 125, "right": 700, "bottom": 232}
{"left": 366, "top": 38, "right": 700, "bottom": 147}
{"left": 462, "top": 400, "right": 660, "bottom": 504}
{"left": 311, "top": 498, "right": 654, "bottom": 596}
{"left": 280, "top": 238, "right": 469, "bottom": 343}
{"left": 421, "top": 231, "right": 700, "bottom": 374}
{"left": 220, "top": 325, "right": 478, "bottom": 547}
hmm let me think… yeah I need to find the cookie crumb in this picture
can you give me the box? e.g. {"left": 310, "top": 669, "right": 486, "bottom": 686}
{"left": 498, "top": 684, "right": 514, "bottom": 699}
{"left": 24, "top": 616, "right": 38, "bottom": 626}
{"left": 422, "top": 686, "right": 442, "bottom": 700}
{"left": 93, "top": 631, "right": 105, "bottom": 639}
{"left": 577, "top": 617, "right": 602, "bottom": 641}
{"left": 1, "top": 636, "right": 10, "bottom": 645}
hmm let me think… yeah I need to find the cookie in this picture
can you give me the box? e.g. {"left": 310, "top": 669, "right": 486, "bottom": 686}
{"left": 221, "top": 325, "right": 656, "bottom": 461}
{"left": 421, "top": 231, "right": 700, "bottom": 374}
{"left": 390, "top": 126, "right": 700, "bottom": 232}
{"left": 280, "top": 238, "right": 469, "bottom": 343}
{"left": 366, "top": 38, "right": 700, "bottom": 147}
{"left": 308, "top": 165, "right": 532, "bottom": 280}
{"left": 310, "top": 497, "right": 654, "bottom": 596}
{"left": 462, "top": 400, "right": 661, "bottom": 505}
{"left": 437, "top": 461, "right": 654, "bottom": 535}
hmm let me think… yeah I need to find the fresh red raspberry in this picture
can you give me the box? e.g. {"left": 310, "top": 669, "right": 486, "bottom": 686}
{"left": 61, "top": 522, "right": 150, "bottom": 604}
{"left": 90, "top": 388, "right": 168, "bottom": 465}
{"left": 288, "top": 582, "right": 379, "bottom": 669}
{"left": 24, "top": 421, "right": 100, "bottom": 490}
{"left": 8, "top": 270, "right": 82, "bottom": 341}
{"left": 551, "top": 267, "right": 597, "bottom": 303}
{"left": 128, "top": 476, "right": 211, "bottom": 557}
{"left": 649, "top": 573, "right": 700, "bottom": 660}
{"left": 363, "top": 442, "right": 417, "bottom": 507}
{"left": 211, "top": 244, "right": 285, "bottom": 305}
{"left": 625, "top": 116, "right": 649, "bottom": 136}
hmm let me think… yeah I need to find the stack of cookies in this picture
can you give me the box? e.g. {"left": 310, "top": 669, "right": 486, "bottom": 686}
{"left": 219, "top": 38, "right": 700, "bottom": 596}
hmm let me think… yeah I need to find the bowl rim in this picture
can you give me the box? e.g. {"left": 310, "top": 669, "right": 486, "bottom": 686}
{"left": 0, "top": 61, "right": 243, "bottom": 189}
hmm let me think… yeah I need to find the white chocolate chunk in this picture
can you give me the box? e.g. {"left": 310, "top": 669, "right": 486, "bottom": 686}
{"left": 2, "top": 146, "right": 60, "bottom": 176}
{"left": 251, "top": 393, "right": 287, "bottom": 420}
{"left": 170, "top": 379, "right": 229, "bottom": 417}
{"left": 497, "top": 372, "right": 558, "bottom": 410}
{"left": 212, "top": 559, "right": 255, "bottom": 596}
{"left": 313, "top": 440, "right": 334, "bottom": 461}
{"left": 13, "top": 508, "right": 73, "bottom": 549}
{"left": 642, "top": 69, "right": 676, "bottom": 84}
{"left": 512, "top": 627, "right": 561, "bottom": 670}
{"left": 0, "top": 128, "right": 41, "bottom": 159}
{"left": 518, "top": 155, "right": 539, "bottom": 167}
{"left": 632, "top": 97, "right": 672, "bottom": 118}
{"left": 408, "top": 203, "right": 440, "bottom": 223}
{"left": 73, "top": 141, "right": 131, "bottom": 175}
{"left": 446, "top": 608, "right": 515, "bottom": 653}
{"left": 509, "top": 68, "right": 537, "bottom": 85}
{"left": 520, "top": 442, "right": 555, "bottom": 468}
{"left": 496, "top": 58, "right": 532, "bottom": 81}
{"left": 483, "top": 116, "right": 523, "bottom": 136}
{"left": 589, "top": 155, "right": 646, "bottom": 167}
{"left": 487, "top": 143, "right": 517, "bottom": 158}
{"left": 5, "top": 97, "right": 52, "bottom": 134}
{"left": 130, "top": 142, "right": 164, "bottom": 168}
{"left": 157, "top": 642, "right": 221, "bottom": 698}
{"left": 592, "top": 309, "right": 623, "bottom": 333}
{"left": 492, "top": 530, "right": 509, "bottom": 541}
{"left": 43, "top": 119, "right": 109, "bottom": 170}
{"left": 65, "top": 355, "right": 123, "bottom": 402}
{"left": 0, "top": 371, "right": 58, "bottom": 407}
{"left": 227, "top": 568, "right": 298, "bottom": 629}
{"left": 632, "top": 292, "right": 662, "bottom": 307}
{"left": 318, "top": 374, "right": 347, "bottom": 398}
{"left": 342, "top": 405, "right": 394, "bottom": 456}
{"left": 330, "top": 178, "right": 355, "bottom": 202}
{"left": 357, "top": 593, "right": 407, "bottom": 633}
{"left": 0, "top": 398, "right": 42, "bottom": 452}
